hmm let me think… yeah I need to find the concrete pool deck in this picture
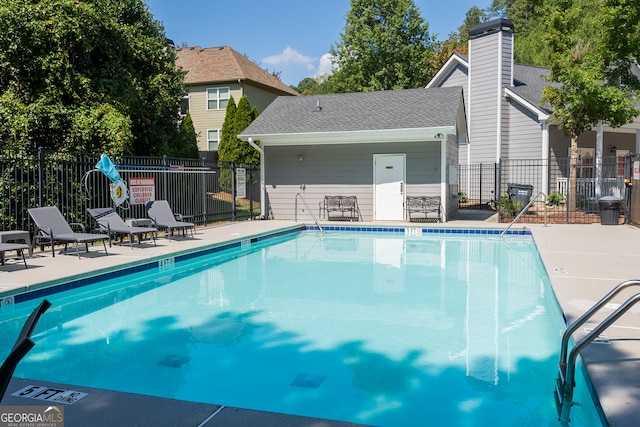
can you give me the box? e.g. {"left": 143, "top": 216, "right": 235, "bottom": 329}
{"left": 1, "top": 216, "right": 639, "bottom": 426}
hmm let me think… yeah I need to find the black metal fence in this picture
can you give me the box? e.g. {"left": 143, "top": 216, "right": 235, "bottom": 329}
{"left": 457, "top": 163, "right": 498, "bottom": 210}
{"left": 0, "top": 148, "right": 260, "bottom": 233}
{"left": 459, "top": 156, "right": 630, "bottom": 224}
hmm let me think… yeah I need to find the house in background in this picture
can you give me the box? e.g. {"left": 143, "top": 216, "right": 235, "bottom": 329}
{"left": 239, "top": 87, "right": 467, "bottom": 222}
{"left": 428, "top": 18, "right": 640, "bottom": 203}
{"left": 176, "top": 46, "right": 299, "bottom": 154}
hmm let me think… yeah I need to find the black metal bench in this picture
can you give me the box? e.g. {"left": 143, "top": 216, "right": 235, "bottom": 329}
{"left": 323, "top": 196, "right": 359, "bottom": 221}
{"left": 406, "top": 196, "right": 441, "bottom": 222}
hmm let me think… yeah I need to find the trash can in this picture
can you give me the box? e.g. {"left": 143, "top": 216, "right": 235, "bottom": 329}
{"left": 508, "top": 183, "right": 534, "bottom": 210}
{"left": 598, "top": 196, "right": 621, "bottom": 225}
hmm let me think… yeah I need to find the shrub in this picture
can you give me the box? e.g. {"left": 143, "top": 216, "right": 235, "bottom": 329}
{"left": 547, "top": 191, "right": 566, "bottom": 206}
{"left": 499, "top": 192, "right": 523, "bottom": 217}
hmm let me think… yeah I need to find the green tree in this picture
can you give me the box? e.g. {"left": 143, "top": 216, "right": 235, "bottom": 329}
{"left": 218, "top": 95, "right": 259, "bottom": 165}
{"left": 232, "top": 96, "right": 260, "bottom": 165}
{"left": 457, "top": 6, "right": 489, "bottom": 44}
{"left": 598, "top": 0, "right": 640, "bottom": 90}
{"left": 294, "top": 77, "right": 321, "bottom": 95}
{"left": 328, "top": 0, "right": 436, "bottom": 92}
{"left": 0, "top": 0, "right": 185, "bottom": 155}
{"left": 430, "top": 34, "right": 468, "bottom": 72}
{"left": 172, "top": 111, "right": 200, "bottom": 159}
{"left": 218, "top": 96, "right": 237, "bottom": 162}
{"left": 542, "top": 0, "right": 639, "bottom": 210}
{"left": 488, "top": 0, "right": 549, "bottom": 65}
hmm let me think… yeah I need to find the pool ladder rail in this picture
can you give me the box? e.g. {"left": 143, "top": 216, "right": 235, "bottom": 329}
{"left": 294, "top": 187, "right": 323, "bottom": 233}
{"left": 554, "top": 279, "right": 640, "bottom": 426}
{"left": 0, "top": 299, "right": 51, "bottom": 401}
{"left": 500, "top": 192, "right": 547, "bottom": 238}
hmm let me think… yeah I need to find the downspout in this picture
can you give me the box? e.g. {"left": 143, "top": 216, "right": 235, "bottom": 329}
{"left": 247, "top": 137, "right": 266, "bottom": 218}
{"left": 441, "top": 137, "right": 448, "bottom": 222}
{"left": 496, "top": 35, "right": 503, "bottom": 163}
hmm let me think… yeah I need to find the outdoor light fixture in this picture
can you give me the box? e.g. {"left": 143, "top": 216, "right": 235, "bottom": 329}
{"left": 610, "top": 145, "right": 617, "bottom": 154}
{"left": 298, "top": 155, "right": 305, "bottom": 162}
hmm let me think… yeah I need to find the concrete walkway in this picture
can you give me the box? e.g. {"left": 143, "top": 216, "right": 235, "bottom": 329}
{"left": 1, "top": 217, "right": 639, "bottom": 426}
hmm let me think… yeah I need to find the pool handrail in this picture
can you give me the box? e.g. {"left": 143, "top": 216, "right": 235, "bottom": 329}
{"left": 0, "top": 299, "right": 51, "bottom": 400}
{"left": 294, "top": 190, "right": 323, "bottom": 233}
{"left": 555, "top": 279, "right": 640, "bottom": 426}
{"left": 500, "top": 191, "right": 547, "bottom": 238}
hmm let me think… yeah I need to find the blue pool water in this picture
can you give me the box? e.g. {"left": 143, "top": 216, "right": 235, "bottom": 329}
{"left": 1, "top": 229, "right": 602, "bottom": 426}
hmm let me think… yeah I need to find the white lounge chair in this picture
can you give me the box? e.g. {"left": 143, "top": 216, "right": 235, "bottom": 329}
{"left": 146, "top": 200, "right": 195, "bottom": 240}
{"left": 28, "top": 206, "right": 108, "bottom": 258}
{"left": 88, "top": 208, "right": 157, "bottom": 249}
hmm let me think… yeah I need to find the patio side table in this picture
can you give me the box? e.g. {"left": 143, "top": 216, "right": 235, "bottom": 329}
{"left": 0, "top": 230, "right": 33, "bottom": 257}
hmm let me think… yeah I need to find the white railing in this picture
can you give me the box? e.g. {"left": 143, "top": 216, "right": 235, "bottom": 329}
{"left": 555, "top": 178, "right": 624, "bottom": 200}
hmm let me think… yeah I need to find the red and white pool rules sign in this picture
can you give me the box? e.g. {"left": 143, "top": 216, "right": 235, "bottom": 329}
{"left": 128, "top": 177, "right": 156, "bottom": 205}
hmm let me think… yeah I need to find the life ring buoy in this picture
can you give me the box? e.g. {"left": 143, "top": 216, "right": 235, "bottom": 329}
{"left": 110, "top": 180, "right": 129, "bottom": 206}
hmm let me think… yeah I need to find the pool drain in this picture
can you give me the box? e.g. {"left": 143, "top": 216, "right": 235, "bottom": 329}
{"left": 290, "top": 372, "right": 326, "bottom": 388}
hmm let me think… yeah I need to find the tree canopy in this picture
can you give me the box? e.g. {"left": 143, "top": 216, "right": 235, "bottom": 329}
{"left": 543, "top": 0, "right": 639, "bottom": 138}
{"left": 0, "top": 0, "right": 187, "bottom": 156}
{"left": 541, "top": 0, "right": 639, "bottom": 208}
{"left": 327, "top": 0, "right": 436, "bottom": 92}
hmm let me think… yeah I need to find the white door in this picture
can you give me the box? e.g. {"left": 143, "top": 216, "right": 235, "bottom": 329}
{"left": 374, "top": 154, "right": 405, "bottom": 220}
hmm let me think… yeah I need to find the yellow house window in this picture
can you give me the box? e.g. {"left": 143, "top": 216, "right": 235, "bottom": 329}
{"left": 207, "top": 129, "right": 221, "bottom": 150}
{"left": 206, "top": 87, "right": 229, "bottom": 110}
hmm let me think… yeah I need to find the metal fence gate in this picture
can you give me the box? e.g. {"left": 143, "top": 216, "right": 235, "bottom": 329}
{"left": 457, "top": 163, "right": 498, "bottom": 210}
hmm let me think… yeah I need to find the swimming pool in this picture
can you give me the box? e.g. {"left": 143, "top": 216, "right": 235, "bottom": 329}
{"left": 1, "top": 227, "right": 603, "bottom": 426}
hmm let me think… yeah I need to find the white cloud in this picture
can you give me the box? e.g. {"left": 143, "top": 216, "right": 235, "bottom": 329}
{"left": 316, "top": 53, "right": 335, "bottom": 77}
{"left": 262, "top": 46, "right": 314, "bottom": 66}
{"left": 263, "top": 47, "right": 335, "bottom": 85}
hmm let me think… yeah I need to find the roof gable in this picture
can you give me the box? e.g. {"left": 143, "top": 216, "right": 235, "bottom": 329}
{"left": 176, "top": 46, "right": 298, "bottom": 96}
{"left": 428, "top": 53, "right": 552, "bottom": 117}
{"left": 426, "top": 53, "right": 468, "bottom": 88}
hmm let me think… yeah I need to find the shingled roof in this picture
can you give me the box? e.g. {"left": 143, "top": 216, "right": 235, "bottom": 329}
{"left": 176, "top": 46, "right": 298, "bottom": 96}
{"left": 240, "top": 87, "right": 464, "bottom": 138}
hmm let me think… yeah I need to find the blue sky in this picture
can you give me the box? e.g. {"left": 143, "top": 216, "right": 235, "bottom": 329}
{"left": 146, "top": 0, "right": 493, "bottom": 87}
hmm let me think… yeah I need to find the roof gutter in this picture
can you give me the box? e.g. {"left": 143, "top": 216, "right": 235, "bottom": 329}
{"left": 240, "top": 126, "right": 456, "bottom": 146}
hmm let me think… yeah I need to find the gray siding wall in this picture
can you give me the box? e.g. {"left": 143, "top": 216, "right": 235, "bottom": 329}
{"left": 505, "top": 101, "right": 543, "bottom": 159}
{"left": 264, "top": 142, "right": 442, "bottom": 221}
{"left": 438, "top": 65, "right": 470, "bottom": 166}
{"left": 442, "top": 64, "right": 468, "bottom": 88}
{"left": 468, "top": 30, "right": 513, "bottom": 164}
